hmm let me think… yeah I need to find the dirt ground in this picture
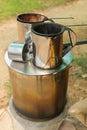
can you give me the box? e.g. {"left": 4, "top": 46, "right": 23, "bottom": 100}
{"left": 0, "top": 0, "right": 87, "bottom": 129}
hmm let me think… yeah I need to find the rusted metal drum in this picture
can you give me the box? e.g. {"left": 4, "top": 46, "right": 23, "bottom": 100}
{"left": 5, "top": 51, "right": 73, "bottom": 119}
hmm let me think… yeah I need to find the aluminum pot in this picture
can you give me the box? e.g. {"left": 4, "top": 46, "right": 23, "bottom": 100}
{"left": 17, "top": 13, "right": 53, "bottom": 43}
{"left": 31, "top": 23, "right": 76, "bottom": 69}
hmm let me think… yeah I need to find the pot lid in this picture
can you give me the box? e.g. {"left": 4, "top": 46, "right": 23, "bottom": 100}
{"left": 5, "top": 51, "right": 73, "bottom": 76}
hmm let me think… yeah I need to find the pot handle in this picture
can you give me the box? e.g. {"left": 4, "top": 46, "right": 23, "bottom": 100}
{"left": 62, "top": 27, "right": 77, "bottom": 57}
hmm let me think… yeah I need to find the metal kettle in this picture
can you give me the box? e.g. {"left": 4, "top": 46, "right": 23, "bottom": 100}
{"left": 31, "top": 22, "right": 77, "bottom": 69}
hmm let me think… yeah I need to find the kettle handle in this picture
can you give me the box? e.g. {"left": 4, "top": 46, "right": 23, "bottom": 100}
{"left": 62, "top": 27, "right": 77, "bottom": 57}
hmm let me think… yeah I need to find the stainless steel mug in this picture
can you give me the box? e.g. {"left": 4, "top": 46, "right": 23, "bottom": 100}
{"left": 31, "top": 23, "right": 76, "bottom": 69}
{"left": 17, "top": 13, "right": 53, "bottom": 44}
{"left": 8, "top": 42, "right": 33, "bottom": 62}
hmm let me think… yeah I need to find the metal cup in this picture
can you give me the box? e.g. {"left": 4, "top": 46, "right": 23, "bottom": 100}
{"left": 31, "top": 22, "right": 76, "bottom": 69}
{"left": 8, "top": 42, "right": 33, "bottom": 62}
{"left": 17, "top": 13, "right": 53, "bottom": 43}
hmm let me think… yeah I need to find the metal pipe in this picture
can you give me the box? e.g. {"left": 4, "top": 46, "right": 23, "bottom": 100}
{"left": 51, "top": 17, "right": 74, "bottom": 19}
{"left": 50, "top": 17, "right": 87, "bottom": 27}
{"left": 75, "top": 40, "right": 87, "bottom": 46}
{"left": 64, "top": 40, "right": 87, "bottom": 47}
{"left": 67, "top": 24, "right": 87, "bottom": 27}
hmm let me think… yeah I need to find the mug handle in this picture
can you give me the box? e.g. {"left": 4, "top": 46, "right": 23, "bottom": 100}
{"left": 44, "top": 17, "right": 55, "bottom": 23}
{"left": 46, "top": 18, "right": 55, "bottom": 22}
{"left": 62, "top": 27, "right": 77, "bottom": 57}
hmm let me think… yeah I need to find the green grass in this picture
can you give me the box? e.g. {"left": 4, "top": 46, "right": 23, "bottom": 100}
{"left": 0, "top": 0, "right": 74, "bottom": 21}
{"left": 73, "top": 53, "right": 87, "bottom": 70}
{"left": 73, "top": 53, "right": 87, "bottom": 79}
{"left": 5, "top": 80, "right": 12, "bottom": 98}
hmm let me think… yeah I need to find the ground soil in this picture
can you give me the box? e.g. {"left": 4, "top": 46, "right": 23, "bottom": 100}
{"left": 0, "top": 0, "right": 87, "bottom": 129}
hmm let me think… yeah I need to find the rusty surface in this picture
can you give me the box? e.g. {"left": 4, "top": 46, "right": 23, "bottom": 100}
{"left": 17, "top": 13, "right": 48, "bottom": 23}
{"left": 9, "top": 67, "right": 69, "bottom": 119}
